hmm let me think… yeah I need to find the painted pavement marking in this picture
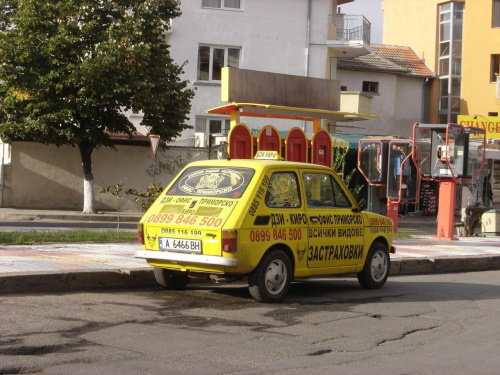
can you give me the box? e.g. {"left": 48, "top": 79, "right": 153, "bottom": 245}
{"left": 0, "top": 243, "right": 146, "bottom": 274}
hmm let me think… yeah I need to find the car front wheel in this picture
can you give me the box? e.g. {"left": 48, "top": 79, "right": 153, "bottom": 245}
{"left": 357, "top": 242, "right": 390, "bottom": 289}
{"left": 248, "top": 249, "right": 292, "bottom": 303}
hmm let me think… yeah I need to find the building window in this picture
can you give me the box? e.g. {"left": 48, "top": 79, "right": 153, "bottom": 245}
{"left": 438, "top": 2, "right": 463, "bottom": 123}
{"left": 340, "top": 86, "right": 347, "bottom": 91}
{"left": 493, "top": 0, "right": 500, "bottom": 27}
{"left": 197, "top": 45, "right": 240, "bottom": 81}
{"left": 202, "top": 0, "right": 241, "bottom": 10}
{"left": 491, "top": 55, "right": 500, "bottom": 82}
{"left": 195, "top": 117, "right": 231, "bottom": 148}
{"left": 195, "top": 117, "right": 231, "bottom": 135}
{"left": 362, "top": 81, "right": 379, "bottom": 93}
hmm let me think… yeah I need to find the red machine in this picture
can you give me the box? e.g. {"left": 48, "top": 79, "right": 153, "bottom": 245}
{"left": 412, "top": 123, "right": 485, "bottom": 239}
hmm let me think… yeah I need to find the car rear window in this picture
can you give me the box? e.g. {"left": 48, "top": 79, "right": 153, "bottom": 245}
{"left": 166, "top": 166, "right": 255, "bottom": 198}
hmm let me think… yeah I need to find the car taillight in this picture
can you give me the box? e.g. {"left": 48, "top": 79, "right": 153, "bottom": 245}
{"left": 222, "top": 230, "right": 237, "bottom": 253}
{"left": 137, "top": 223, "right": 144, "bottom": 245}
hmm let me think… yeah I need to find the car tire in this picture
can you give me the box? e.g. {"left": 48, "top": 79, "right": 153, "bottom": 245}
{"left": 248, "top": 249, "right": 292, "bottom": 303}
{"left": 357, "top": 242, "right": 390, "bottom": 289}
{"left": 153, "top": 267, "right": 190, "bottom": 290}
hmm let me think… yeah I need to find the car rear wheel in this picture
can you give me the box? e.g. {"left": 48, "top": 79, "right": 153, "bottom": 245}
{"left": 357, "top": 242, "right": 390, "bottom": 289}
{"left": 248, "top": 249, "right": 292, "bottom": 303}
{"left": 153, "top": 267, "right": 190, "bottom": 290}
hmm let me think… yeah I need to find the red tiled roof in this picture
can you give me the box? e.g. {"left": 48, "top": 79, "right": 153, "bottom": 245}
{"left": 337, "top": 44, "right": 435, "bottom": 78}
{"left": 106, "top": 131, "right": 149, "bottom": 145}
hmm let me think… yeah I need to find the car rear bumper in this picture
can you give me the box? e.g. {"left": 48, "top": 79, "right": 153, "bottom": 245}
{"left": 135, "top": 250, "right": 239, "bottom": 268}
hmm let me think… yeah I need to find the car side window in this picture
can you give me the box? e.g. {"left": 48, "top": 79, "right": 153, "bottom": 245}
{"left": 303, "top": 173, "right": 351, "bottom": 208}
{"left": 265, "top": 172, "right": 301, "bottom": 208}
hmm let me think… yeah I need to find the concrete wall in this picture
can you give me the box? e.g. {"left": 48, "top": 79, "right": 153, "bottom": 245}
{"left": 1, "top": 142, "right": 207, "bottom": 211}
{"left": 336, "top": 70, "right": 425, "bottom": 138}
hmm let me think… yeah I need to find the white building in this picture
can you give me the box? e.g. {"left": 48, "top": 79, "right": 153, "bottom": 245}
{"left": 336, "top": 44, "right": 435, "bottom": 139}
{"left": 139, "top": 0, "right": 373, "bottom": 147}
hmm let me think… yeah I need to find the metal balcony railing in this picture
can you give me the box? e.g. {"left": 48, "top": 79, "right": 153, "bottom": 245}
{"left": 334, "top": 14, "right": 371, "bottom": 44}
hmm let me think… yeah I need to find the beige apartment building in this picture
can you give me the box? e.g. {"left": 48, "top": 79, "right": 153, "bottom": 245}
{"left": 383, "top": 0, "right": 500, "bottom": 205}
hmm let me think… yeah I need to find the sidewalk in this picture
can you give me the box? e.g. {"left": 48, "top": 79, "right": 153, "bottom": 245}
{"left": 0, "top": 208, "right": 499, "bottom": 294}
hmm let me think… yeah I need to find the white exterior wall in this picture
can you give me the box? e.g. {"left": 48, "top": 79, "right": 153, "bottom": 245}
{"left": 336, "top": 70, "right": 424, "bottom": 138}
{"left": 1, "top": 142, "right": 205, "bottom": 210}
{"left": 393, "top": 76, "right": 425, "bottom": 138}
{"left": 162, "top": 0, "right": 333, "bottom": 144}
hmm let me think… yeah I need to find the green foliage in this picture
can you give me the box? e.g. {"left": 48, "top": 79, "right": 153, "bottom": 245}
{"left": 100, "top": 182, "right": 125, "bottom": 211}
{"left": 147, "top": 149, "right": 194, "bottom": 179}
{"left": 100, "top": 181, "right": 126, "bottom": 236}
{"left": 126, "top": 183, "right": 164, "bottom": 211}
{"left": 0, "top": 0, "right": 193, "bottom": 145}
{"left": 0, "top": 0, "right": 194, "bottom": 211}
{"left": 101, "top": 181, "right": 163, "bottom": 211}
{"left": 0, "top": 230, "right": 137, "bottom": 245}
{"left": 332, "top": 143, "right": 363, "bottom": 200}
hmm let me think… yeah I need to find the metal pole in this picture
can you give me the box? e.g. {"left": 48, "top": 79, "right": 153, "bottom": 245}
{"left": 153, "top": 155, "right": 157, "bottom": 185}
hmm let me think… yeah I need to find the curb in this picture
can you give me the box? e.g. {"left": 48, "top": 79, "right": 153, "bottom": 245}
{"left": 0, "top": 268, "right": 156, "bottom": 294}
{"left": 1, "top": 256, "right": 500, "bottom": 294}
{"left": 32, "top": 214, "right": 142, "bottom": 223}
{"left": 0, "top": 209, "right": 142, "bottom": 223}
{"left": 390, "top": 255, "right": 500, "bottom": 276}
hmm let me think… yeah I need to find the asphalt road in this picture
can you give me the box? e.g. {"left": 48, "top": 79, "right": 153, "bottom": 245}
{"left": 1, "top": 270, "right": 499, "bottom": 374}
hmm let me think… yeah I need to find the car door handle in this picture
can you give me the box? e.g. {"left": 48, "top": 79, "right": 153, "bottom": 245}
{"left": 309, "top": 216, "right": 319, "bottom": 223}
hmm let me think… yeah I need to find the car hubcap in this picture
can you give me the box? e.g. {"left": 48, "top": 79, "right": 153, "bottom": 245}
{"left": 265, "top": 259, "right": 287, "bottom": 295}
{"left": 370, "top": 250, "right": 388, "bottom": 282}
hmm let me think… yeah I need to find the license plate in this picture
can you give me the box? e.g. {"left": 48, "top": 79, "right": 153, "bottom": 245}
{"left": 159, "top": 237, "right": 202, "bottom": 253}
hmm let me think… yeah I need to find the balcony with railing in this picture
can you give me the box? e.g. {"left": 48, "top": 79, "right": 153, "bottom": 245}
{"left": 327, "top": 14, "right": 371, "bottom": 58}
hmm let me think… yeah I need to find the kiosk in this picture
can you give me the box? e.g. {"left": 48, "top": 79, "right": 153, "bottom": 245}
{"left": 412, "top": 123, "right": 485, "bottom": 239}
{"left": 228, "top": 123, "right": 254, "bottom": 159}
{"left": 311, "top": 129, "right": 333, "bottom": 167}
{"left": 257, "top": 125, "right": 281, "bottom": 154}
{"left": 285, "top": 127, "right": 308, "bottom": 163}
{"left": 228, "top": 124, "right": 332, "bottom": 168}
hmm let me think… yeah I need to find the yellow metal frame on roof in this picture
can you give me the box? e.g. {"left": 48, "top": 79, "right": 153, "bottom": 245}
{"left": 206, "top": 102, "right": 376, "bottom": 122}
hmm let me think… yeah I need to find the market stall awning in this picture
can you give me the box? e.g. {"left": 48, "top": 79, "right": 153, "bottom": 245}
{"left": 206, "top": 103, "right": 376, "bottom": 122}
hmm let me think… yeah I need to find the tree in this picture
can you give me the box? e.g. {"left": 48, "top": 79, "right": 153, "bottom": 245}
{"left": 0, "top": 0, "right": 194, "bottom": 213}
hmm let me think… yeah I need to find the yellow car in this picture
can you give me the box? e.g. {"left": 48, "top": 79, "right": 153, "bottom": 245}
{"left": 135, "top": 153, "right": 395, "bottom": 303}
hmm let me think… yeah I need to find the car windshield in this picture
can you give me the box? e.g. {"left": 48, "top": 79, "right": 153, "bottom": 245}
{"left": 166, "top": 166, "right": 255, "bottom": 198}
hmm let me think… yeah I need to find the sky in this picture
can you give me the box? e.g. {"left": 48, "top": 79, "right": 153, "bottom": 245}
{"left": 338, "top": 0, "right": 384, "bottom": 44}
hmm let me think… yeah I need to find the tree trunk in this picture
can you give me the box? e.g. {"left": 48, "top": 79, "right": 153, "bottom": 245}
{"left": 79, "top": 141, "right": 96, "bottom": 214}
